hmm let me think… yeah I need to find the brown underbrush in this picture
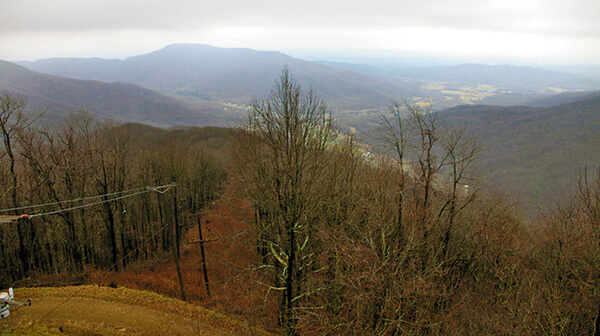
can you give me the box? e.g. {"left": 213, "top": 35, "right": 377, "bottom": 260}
{"left": 87, "top": 182, "right": 280, "bottom": 333}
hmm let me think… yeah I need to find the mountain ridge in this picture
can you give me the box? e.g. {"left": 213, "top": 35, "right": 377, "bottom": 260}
{"left": 19, "top": 44, "right": 420, "bottom": 111}
{"left": 19, "top": 44, "right": 600, "bottom": 114}
{"left": 393, "top": 63, "right": 600, "bottom": 91}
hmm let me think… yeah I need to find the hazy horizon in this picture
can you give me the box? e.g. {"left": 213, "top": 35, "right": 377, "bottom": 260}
{"left": 9, "top": 43, "right": 600, "bottom": 73}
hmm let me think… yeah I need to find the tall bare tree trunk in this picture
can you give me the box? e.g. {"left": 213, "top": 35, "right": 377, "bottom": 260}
{"left": 172, "top": 187, "right": 186, "bottom": 302}
{"left": 197, "top": 216, "right": 210, "bottom": 297}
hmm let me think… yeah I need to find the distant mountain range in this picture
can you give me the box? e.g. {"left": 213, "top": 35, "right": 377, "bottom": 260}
{"left": 0, "top": 60, "right": 229, "bottom": 126}
{"left": 19, "top": 44, "right": 600, "bottom": 114}
{"left": 3, "top": 43, "right": 600, "bottom": 211}
{"left": 320, "top": 61, "right": 599, "bottom": 91}
{"left": 18, "top": 44, "right": 419, "bottom": 111}
{"left": 392, "top": 63, "right": 600, "bottom": 91}
{"left": 442, "top": 91, "right": 600, "bottom": 212}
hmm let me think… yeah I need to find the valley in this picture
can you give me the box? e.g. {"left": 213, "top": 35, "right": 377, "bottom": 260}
{"left": 3, "top": 43, "right": 600, "bottom": 216}
{"left": 4, "top": 0, "right": 600, "bottom": 332}
{"left": 1, "top": 43, "right": 600, "bottom": 335}
{"left": 14, "top": 44, "right": 600, "bottom": 121}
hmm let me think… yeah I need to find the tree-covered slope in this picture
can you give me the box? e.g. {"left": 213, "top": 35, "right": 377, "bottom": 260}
{"left": 442, "top": 93, "right": 600, "bottom": 211}
{"left": 0, "top": 60, "right": 225, "bottom": 126}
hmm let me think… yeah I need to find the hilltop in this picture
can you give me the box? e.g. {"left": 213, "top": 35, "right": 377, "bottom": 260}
{"left": 19, "top": 44, "right": 420, "bottom": 111}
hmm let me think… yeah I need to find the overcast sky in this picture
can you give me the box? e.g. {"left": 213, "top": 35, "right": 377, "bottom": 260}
{"left": 1, "top": 0, "right": 599, "bottom": 64}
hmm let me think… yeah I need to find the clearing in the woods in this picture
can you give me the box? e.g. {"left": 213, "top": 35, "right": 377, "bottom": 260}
{"left": 0, "top": 285, "right": 271, "bottom": 335}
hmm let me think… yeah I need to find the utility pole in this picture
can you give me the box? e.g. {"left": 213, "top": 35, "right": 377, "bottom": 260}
{"left": 197, "top": 215, "right": 211, "bottom": 297}
{"left": 185, "top": 214, "right": 215, "bottom": 298}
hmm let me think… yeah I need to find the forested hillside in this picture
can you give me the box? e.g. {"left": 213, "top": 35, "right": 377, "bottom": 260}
{"left": 2, "top": 70, "right": 600, "bottom": 336}
{"left": 0, "top": 60, "right": 230, "bottom": 126}
{"left": 224, "top": 70, "right": 600, "bottom": 334}
{"left": 442, "top": 92, "right": 600, "bottom": 211}
{"left": 0, "top": 95, "right": 229, "bottom": 286}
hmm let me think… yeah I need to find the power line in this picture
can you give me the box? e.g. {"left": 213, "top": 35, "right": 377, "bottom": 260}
{"left": 28, "top": 183, "right": 176, "bottom": 218}
{"left": 2, "top": 183, "right": 178, "bottom": 328}
{"left": 0, "top": 184, "right": 176, "bottom": 223}
{"left": 0, "top": 185, "right": 163, "bottom": 214}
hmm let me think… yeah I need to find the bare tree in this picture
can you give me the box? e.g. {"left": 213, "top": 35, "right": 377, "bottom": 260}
{"left": 0, "top": 93, "right": 30, "bottom": 211}
{"left": 0, "top": 92, "right": 39, "bottom": 277}
{"left": 19, "top": 123, "right": 89, "bottom": 272}
{"left": 233, "top": 67, "right": 336, "bottom": 335}
{"left": 408, "top": 103, "right": 445, "bottom": 226}
{"left": 438, "top": 125, "right": 480, "bottom": 260}
{"left": 68, "top": 113, "right": 132, "bottom": 271}
{"left": 376, "top": 101, "right": 415, "bottom": 250}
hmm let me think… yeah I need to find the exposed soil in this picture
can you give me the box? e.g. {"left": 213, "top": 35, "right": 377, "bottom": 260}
{"left": 0, "top": 286, "right": 271, "bottom": 335}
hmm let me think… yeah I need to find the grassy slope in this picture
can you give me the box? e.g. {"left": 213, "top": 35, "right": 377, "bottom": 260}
{"left": 2, "top": 285, "right": 272, "bottom": 335}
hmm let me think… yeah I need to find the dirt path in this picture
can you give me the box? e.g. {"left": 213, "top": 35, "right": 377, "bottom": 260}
{"left": 1, "top": 286, "right": 269, "bottom": 336}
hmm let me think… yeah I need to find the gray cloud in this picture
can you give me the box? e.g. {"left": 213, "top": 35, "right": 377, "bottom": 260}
{"left": 2, "top": 0, "right": 598, "bottom": 36}
{"left": 1, "top": 0, "right": 599, "bottom": 61}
